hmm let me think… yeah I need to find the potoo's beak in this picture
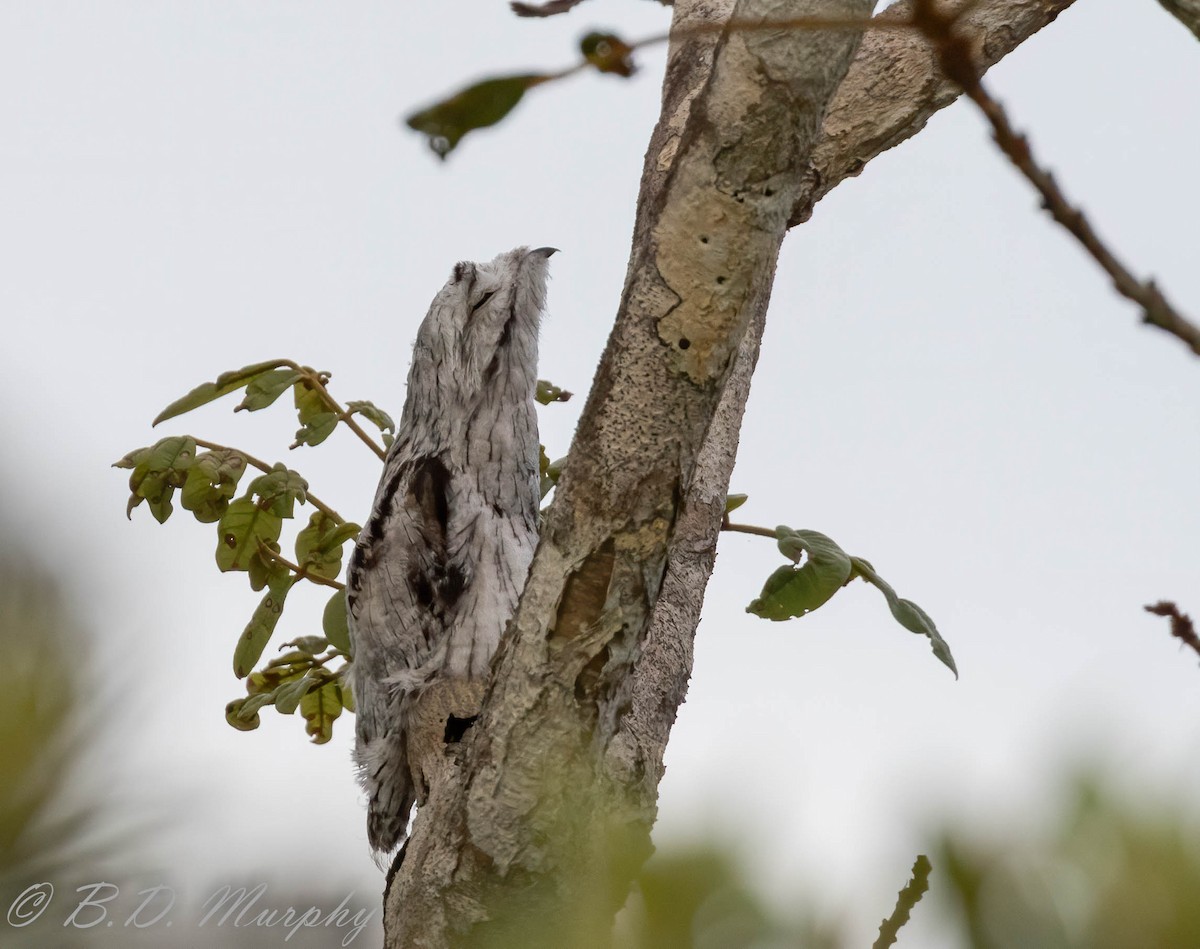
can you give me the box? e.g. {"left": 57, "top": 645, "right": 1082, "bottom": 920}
{"left": 530, "top": 247, "right": 559, "bottom": 258}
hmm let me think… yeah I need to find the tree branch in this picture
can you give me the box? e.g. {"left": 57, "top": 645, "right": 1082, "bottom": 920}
{"left": 619, "top": 0, "right": 1084, "bottom": 851}
{"left": 382, "top": 1, "right": 1082, "bottom": 944}
{"left": 620, "top": 0, "right": 1079, "bottom": 813}
{"left": 191, "top": 437, "right": 345, "bottom": 523}
{"left": 387, "top": 0, "right": 873, "bottom": 943}
{"left": 792, "top": 0, "right": 1080, "bottom": 225}
{"left": 1145, "top": 600, "right": 1200, "bottom": 661}
{"left": 909, "top": 0, "right": 1200, "bottom": 356}
{"left": 1157, "top": 0, "right": 1200, "bottom": 39}
{"left": 873, "top": 855, "right": 933, "bottom": 949}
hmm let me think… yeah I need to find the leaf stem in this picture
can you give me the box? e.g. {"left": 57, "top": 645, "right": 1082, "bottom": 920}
{"left": 192, "top": 437, "right": 345, "bottom": 523}
{"left": 283, "top": 361, "right": 388, "bottom": 462}
{"left": 257, "top": 542, "right": 346, "bottom": 592}
{"left": 721, "top": 520, "right": 778, "bottom": 539}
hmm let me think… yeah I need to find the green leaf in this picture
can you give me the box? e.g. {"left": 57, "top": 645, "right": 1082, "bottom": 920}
{"left": 406, "top": 74, "right": 551, "bottom": 159}
{"left": 323, "top": 590, "right": 352, "bottom": 655}
{"left": 215, "top": 498, "right": 283, "bottom": 573}
{"left": 235, "top": 369, "right": 304, "bottom": 413}
{"left": 225, "top": 698, "right": 262, "bottom": 732}
{"left": 580, "top": 32, "right": 637, "bottom": 77}
{"left": 113, "top": 446, "right": 151, "bottom": 470}
{"left": 246, "top": 668, "right": 288, "bottom": 697}
{"left": 512, "top": 0, "right": 586, "bottom": 16}
{"left": 292, "top": 381, "right": 338, "bottom": 448}
{"left": 535, "top": 379, "right": 573, "bottom": 405}
{"left": 539, "top": 445, "right": 552, "bottom": 500}
{"left": 849, "top": 557, "right": 958, "bottom": 678}
{"left": 273, "top": 674, "right": 315, "bottom": 715}
{"left": 233, "top": 575, "right": 296, "bottom": 678}
{"left": 346, "top": 400, "right": 396, "bottom": 439}
{"left": 539, "top": 447, "right": 567, "bottom": 501}
{"left": 281, "top": 635, "right": 329, "bottom": 655}
{"left": 724, "top": 493, "right": 748, "bottom": 514}
{"left": 123, "top": 435, "right": 197, "bottom": 523}
{"left": 146, "top": 494, "right": 173, "bottom": 524}
{"left": 143, "top": 492, "right": 172, "bottom": 524}
{"left": 300, "top": 681, "right": 343, "bottom": 743}
{"left": 239, "top": 692, "right": 276, "bottom": 719}
{"left": 153, "top": 360, "right": 290, "bottom": 426}
{"left": 247, "top": 540, "right": 288, "bottom": 592}
{"left": 267, "top": 650, "right": 313, "bottom": 669}
{"left": 181, "top": 449, "right": 247, "bottom": 524}
{"left": 246, "top": 463, "right": 308, "bottom": 519}
{"left": 295, "top": 511, "right": 358, "bottom": 581}
{"left": 746, "top": 528, "right": 853, "bottom": 621}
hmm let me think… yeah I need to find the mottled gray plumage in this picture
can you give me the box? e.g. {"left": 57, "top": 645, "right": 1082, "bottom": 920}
{"left": 347, "top": 246, "right": 552, "bottom": 853}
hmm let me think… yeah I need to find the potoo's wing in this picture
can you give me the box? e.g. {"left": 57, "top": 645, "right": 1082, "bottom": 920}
{"left": 347, "top": 452, "right": 459, "bottom": 852}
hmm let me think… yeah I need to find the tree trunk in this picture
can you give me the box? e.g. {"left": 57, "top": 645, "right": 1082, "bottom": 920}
{"left": 383, "top": 1, "right": 1078, "bottom": 946}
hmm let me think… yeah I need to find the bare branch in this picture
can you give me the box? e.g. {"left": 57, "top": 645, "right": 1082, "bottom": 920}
{"left": 910, "top": 0, "right": 1200, "bottom": 356}
{"left": 1145, "top": 600, "right": 1200, "bottom": 661}
{"left": 794, "top": 0, "right": 1080, "bottom": 225}
{"left": 873, "top": 855, "right": 933, "bottom": 949}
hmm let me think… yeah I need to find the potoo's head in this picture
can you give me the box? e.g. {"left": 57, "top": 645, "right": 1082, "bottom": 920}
{"left": 405, "top": 246, "right": 555, "bottom": 426}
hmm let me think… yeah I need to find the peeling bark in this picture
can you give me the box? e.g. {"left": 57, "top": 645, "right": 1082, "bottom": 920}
{"left": 382, "top": 1, "right": 1078, "bottom": 945}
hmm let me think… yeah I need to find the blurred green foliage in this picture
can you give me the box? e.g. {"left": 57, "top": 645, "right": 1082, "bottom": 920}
{"left": 936, "top": 774, "right": 1200, "bottom": 949}
{"left": 7, "top": 503, "right": 1200, "bottom": 946}
{"left": 619, "top": 845, "right": 843, "bottom": 949}
{"left": 0, "top": 557, "right": 112, "bottom": 890}
{"left": 0, "top": 525, "right": 382, "bottom": 946}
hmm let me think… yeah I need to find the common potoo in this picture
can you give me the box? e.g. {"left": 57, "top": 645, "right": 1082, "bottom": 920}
{"left": 347, "top": 246, "right": 554, "bottom": 853}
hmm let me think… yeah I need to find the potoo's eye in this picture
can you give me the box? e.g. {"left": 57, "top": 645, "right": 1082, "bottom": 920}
{"left": 470, "top": 290, "right": 495, "bottom": 314}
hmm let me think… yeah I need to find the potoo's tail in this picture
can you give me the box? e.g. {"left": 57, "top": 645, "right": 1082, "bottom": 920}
{"left": 358, "top": 733, "right": 416, "bottom": 854}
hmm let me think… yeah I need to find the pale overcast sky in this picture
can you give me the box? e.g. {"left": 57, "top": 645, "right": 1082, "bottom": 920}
{"left": 2, "top": 1, "right": 1198, "bottom": 946}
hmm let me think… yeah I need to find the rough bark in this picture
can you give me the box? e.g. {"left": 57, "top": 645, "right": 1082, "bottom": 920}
{"left": 628, "top": 0, "right": 1081, "bottom": 805}
{"left": 382, "top": 1, "right": 1078, "bottom": 945}
{"left": 793, "top": 0, "right": 1081, "bottom": 225}
{"left": 1157, "top": 0, "right": 1200, "bottom": 39}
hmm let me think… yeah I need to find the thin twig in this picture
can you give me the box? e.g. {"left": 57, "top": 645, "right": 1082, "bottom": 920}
{"left": 1145, "top": 601, "right": 1200, "bottom": 661}
{"left": 621, "top": 13, "right": 917, "bottom": 62}
{"left": 873, "top": 855, "right": 933, "bottom": 949}
{"left": 499, "top": 13, "right": 922, "bottom": 90}
{"left": 282, "top": 360, "right": 388, "bottom": 462}
{"left": 192, "top": 437, "right": 344, "bottom": 523}
{"left": 912, "top": 0, "right": 1200, "bottom": 357}
{"left": 257, "top": 542, "right": 347, "bottom": 592}
{"left": 721, "top": 520, "right": 778, "bottom": 539}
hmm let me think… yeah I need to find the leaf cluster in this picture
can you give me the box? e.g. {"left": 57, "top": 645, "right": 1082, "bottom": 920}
{"left": 226, "top": 635, "right": 354, "bottom": 744}
{"left": 117, "top": 361, "right": 573, "bottom": 742}
{"left": 118, "top": 356, "right": 953, "bottom": 753}
{"left": 741, "top": 521, "right": 957, "bottom": 677}
{"left": 116, "top": 360, "right": 373, "bottom": 741}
